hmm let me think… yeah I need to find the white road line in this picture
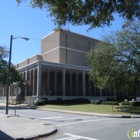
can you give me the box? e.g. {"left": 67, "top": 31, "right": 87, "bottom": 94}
{"left": 56, "top": 118, "right": 115, "bottom": 126}
{"left": 55, "top": 117, "right": 85, "bottom": 121}
{"left": 36, "top": 116, "right": 63, "bottom": 120}
{"left": 56, "top": 133, "right": 99, "bottom": 140}
{"left": 42, "top": 121, "right": 51, "bottom": 123}
{"left": 65, "top": 133, "right": 99, "bottom": 140}
{"left": 56, "top": 137, "right": 77, "bottom": 140}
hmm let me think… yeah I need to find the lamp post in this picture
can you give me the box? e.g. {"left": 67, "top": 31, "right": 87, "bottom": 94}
{"left": 6, "top": 35, "right": 29, "bottom": 114}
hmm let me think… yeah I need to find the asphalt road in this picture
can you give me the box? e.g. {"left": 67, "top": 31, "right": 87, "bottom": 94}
{"left": 0, "top": 108, "right": 140, "bottom": 140}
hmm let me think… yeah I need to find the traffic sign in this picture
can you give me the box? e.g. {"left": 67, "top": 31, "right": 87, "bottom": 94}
{"left": 14, "top": 87, "right": 21, "bottom": 95}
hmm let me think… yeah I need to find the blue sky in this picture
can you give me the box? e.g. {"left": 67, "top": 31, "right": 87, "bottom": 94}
{"left": 0, "top": 1, "right": 124, "bottom": 65}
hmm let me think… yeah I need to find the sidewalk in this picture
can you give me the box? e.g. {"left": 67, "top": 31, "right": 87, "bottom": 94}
{"left": 0, "top": 103, "right": 57, "bottom": 140}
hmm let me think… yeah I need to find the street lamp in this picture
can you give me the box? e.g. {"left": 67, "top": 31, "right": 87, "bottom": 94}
{"left": 6, "top": 35, "right": 29, "bottom": 114}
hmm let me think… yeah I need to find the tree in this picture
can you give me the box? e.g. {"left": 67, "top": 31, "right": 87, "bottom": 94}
{"left": 0, "top": 46, "right": 8, "bottom": 83}
{"left": 16, "top": 0, "right": 140, "bottom": 29}
{"left": 87, "top": 20, "right": 140, "bottom": 93}
{"left": 0, "top": 46, "right": 24, "bottom": 86}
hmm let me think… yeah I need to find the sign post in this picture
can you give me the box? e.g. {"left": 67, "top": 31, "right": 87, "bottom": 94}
{"left": 14, "top": 87, "right": 21, "bottom": 116}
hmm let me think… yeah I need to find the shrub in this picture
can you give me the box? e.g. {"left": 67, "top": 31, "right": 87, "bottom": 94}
{"left": 132, "top": 101, "right": 140, "bottom": 106}
{"left": 121, "top": 101, "right": 133, "bottom": 106}
{"left": 39, "top": 98, "right": 90, "bottom": 105}
{"left": 102, "top": 101, "right": 119, "bottom": 105}
{"left": 34, "top": 99, "right": 47, "bottom": 106}
{"left": 91, "top": 100, "right": 101, "bottom": 104}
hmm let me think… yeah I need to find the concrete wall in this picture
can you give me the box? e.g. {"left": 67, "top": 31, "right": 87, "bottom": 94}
{"left": 17, "top": 60, "right": 28, "bottom": 69}
{"left": 60, "top": 48, "right": 88, "bottom": 66}
{"left": 16, "top": 30, "right": 100, "bottom": 68}
{"left": 16, "top": 55, "right": 42, "bottom": 69}
{"left": 41, "top": 31, "right": 60, "bottom": 54}
{"left": 29, "top": 55, "right": 42, "bottom": 63}
{"left": 59, "top": 30, "right": 99, "bottom": 66}
{"left": 42, "top": 48, "right": 60, "bottom": 63}
{"left": 60, "top": 30, "right": 99, "bottom": 51}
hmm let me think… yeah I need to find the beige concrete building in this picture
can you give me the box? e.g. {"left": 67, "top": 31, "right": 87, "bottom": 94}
{"left": 0, "top": 30, "right": 117, "bottom": 104}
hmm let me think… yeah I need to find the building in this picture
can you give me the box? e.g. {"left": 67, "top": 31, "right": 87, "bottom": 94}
{"left": 0, "top": 30, "right": 116, "bottom": 104}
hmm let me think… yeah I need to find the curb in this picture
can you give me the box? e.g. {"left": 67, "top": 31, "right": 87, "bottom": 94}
{"left": 38, "top": 108, "right": 140, "bottom": 118}
{"left": 15, "top": 125, "right": 57, "bottom": 140}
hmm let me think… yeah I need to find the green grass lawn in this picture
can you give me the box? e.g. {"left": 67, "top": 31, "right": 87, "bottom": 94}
{"left": 38, "top": 104, "right": 140, "bottom": 115}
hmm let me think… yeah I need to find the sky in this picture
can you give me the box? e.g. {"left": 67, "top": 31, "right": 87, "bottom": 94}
{"left": 0, "top": 0, "right": 125, "bottom": 65}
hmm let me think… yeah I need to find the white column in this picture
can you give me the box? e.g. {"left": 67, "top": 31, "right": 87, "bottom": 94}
{"left": 37, "top": 64, "right": 42, "bottom": 99}
{"left": 47, "top": 69, "right": 50, "bottom": 95}
{"left": 54, "top": 70, "right": 57, "bottom": 96}
{"left": 32, "top": 69, "right": 35, "bottom": 96}
{"left": 89, "top": 80, "right": 91, "bottom": 96}
{"left": 62, "top": 68, "right": 66, "bottom": 96}
{"left": 94, "top": 84, "right": 96, "bottom": 96}
{"left": 8, "top": 86, "right": 10, "bottom": 103}
{"left": 100, "top": 89, "right": 102, "bottom": 100}
{"left": 3, "top": 86, "right": 4, "bottom": 97}
{"left": 25, "top": 69, "right": 27, "bottom": 97}
{"left": 70, "top": 72, "right": 72, "bottom": 96}
{"left": 29, "top": 70, "right": 32, "bottom": 96}
{"left": 82, "top": 71, "right": 85, "bottom": 96}
{"left": 114, "top": 90, "right": 116, "bottom": 100}
{"left": 76, "top": 72, "right": 78, "bottom": 96}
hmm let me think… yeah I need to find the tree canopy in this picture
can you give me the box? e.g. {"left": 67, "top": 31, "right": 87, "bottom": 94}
{"left": 16, "top": 0, "right": 140, "bottom": 29}
{"left": 87, "top": 20, "right": 140, "bottom": 93}
{"left": 0, "top": 46, "right": 24, "bottom": 86}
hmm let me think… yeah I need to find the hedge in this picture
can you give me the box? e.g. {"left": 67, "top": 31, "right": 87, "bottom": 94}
{"left": 102, "top": 101, "right": 119, "bottom": 105}
{"left": 132, "top": 101, "right": 140, "bottom": 106}
{"left": 121, "top": 101, "right": 140, "bottom": 106}
{"left": 121, "top": 101, "right": 132, "bottom": 106}
{"left": 91, "top": 100, "right": 101, "bottom": 104}
{"left": 34, "top": 98, "right": 90, "bottom": 106}
{"left": 34, "top": 99, "right": 47, "bottom": 106}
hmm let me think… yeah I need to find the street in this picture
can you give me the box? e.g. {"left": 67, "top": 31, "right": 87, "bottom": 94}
{"left": 0, "top": 108, "right": 140, "bottom": 140}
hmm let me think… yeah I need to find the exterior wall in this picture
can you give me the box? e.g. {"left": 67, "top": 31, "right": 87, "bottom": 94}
{"left": 29, "top": 55, "right": 42, "bottom": 63}
{"left": 59, "top": 30, "right": 99, "bottom": 66}
{"left": 42, "top": 48, "right": 60, "bottom": 63}
{"left": 16, "top": 55, "right": 42, "bottom": 69}
{"left": 18, "top": 60, "right": 28, "bottom": 69}
{"left": 41, "top": 31, "right": 60, "bottom": 54}
{"left": 60, "top": 47, "right": 88, "bottom": 66}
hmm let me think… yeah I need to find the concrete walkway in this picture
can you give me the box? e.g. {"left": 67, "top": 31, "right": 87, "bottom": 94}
{"left": 0, "top": 113, "right": 57, "bottom": 140}
{"left": 0, "top": 103, "right": 57, "bottom": 140}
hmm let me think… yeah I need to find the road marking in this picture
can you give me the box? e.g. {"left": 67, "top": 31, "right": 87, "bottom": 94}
{"left": 54, "top": 117, "right": 85, "bottom": 121}
{"left": 56, "top": 133, "right": 99, "bottom": 140}
{"left": 36, "top": 116, "right": 63, "bottom": 120}
{"left": 56, "top": 118, "right": 115, "bottom": 126}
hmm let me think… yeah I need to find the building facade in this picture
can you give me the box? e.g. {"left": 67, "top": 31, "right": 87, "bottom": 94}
{"left": 0, "top": 30, "right": 118, "bottom": 104}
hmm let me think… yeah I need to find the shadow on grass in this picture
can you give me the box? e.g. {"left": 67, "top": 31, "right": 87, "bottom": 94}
{"left": 116, "top": 106, "right": 140, "bottom": 115}
{"left": 43, "top": 103, "right": 89, "bottom": 106}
